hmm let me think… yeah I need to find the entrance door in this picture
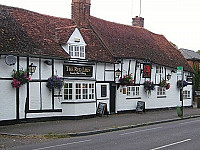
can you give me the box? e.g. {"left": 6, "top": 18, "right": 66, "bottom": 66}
{"left": 110, "top": 84, "right": 116, "bottom": 114}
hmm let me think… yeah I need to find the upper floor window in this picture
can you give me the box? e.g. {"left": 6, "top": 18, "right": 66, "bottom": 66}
{"left": 68, "top": 45, "right": 85, "bottom": 59}
{"left": 156, "top": 66, "right": 164, "bottom": 74}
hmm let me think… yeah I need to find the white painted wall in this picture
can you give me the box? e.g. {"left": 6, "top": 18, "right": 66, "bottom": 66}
{"left": 96, "top": 83, "right": 110, "bottom": 113}
{"left": 115, "top": 59, "right": 193, "bottom": 112}
{"left": 0, "top": 55, "right": 193, "bottom": 122}
{"left": 62, "top": 102, "right": 96, "bottom": 116}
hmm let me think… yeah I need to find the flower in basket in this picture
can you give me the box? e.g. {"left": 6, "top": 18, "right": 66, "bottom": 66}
{"left": 144, "top": 80, "right": 155, "bottom": 92}
{"left": 46, "top": 75, "right": 64, "bottom": 91}
{"left": 177, "top": 80, "right": 188, "bottom": 88}
{"left": 159, "top": 79, "right": 170, "bottom": 90}
{"left": 118, "top": 74, "right": 134, "bottom": 86}
{"left": 11, "top": 69, "right": 31, "bottom": 88}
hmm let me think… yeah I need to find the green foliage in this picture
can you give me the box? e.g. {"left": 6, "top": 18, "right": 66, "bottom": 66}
{"left": 170, "top": 41, "right": 178, "bottom": 49}
{"left": 193, "top": 63, "right": 200, "bottom": 91}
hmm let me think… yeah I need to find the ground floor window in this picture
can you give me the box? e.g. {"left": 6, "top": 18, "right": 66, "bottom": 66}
{"left": 183, "top": 90, "right": 191, "bottom": 99}
{"left": 127, "top": 86, "right": 140, "bottom": 97}
{"left": 64, "top": 82, "right": 95, "bottom": 100}
{"left": 101, "top": 85, "right": 107, "bottom": 97}
{"left": 157, "top": 87, "right": 166, "bottom": 96}
{"left": 64, "top": 83, "right": 73, "bottom": 100}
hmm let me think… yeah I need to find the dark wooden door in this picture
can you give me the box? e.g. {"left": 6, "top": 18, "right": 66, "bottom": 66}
{"left": 110, "top": 84, "right": 116, "bottom": 114}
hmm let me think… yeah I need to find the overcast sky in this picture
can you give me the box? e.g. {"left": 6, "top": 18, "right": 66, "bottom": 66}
{"left": 1, "top": 0, "right": 200, "bottom": 51}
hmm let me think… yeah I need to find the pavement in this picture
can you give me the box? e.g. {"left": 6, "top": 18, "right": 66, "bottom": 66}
{"left": 0, "top": 107, "right": 200, "bottom": 137}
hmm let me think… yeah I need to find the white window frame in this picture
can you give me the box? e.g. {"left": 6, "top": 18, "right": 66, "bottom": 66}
{"left": 101, "top": 85, "right": 107, "bottom": 97}
{"left": 68, "top": 44, "right": 85, "bottom": 59}
{"left": 157, "top": 87, "right": 166, "bottom": 97}
{"left": 63, "top": 82, "right": 95, "bottom": 101}
{"left": 156, "top": 66, "right": 163, "bottom": 74}
{"left": 183, "top": 90, "right": 191, "bottom": 99}
{"left": 64, "top": 83, "right": 73, "bottom": 100}
{"left": 127, "top": 86, "right": 140, "bottom": 98}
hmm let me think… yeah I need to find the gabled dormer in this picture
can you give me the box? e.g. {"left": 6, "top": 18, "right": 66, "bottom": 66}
{"left": 62, "top": 28, "right": 86, "bottom": 59}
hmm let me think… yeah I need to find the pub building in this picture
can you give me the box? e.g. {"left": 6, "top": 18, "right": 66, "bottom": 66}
{"left": 0, "top": 1, "right": 193, "bottom": 123}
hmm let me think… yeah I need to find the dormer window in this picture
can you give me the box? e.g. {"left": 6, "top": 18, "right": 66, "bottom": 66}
{"left": 62, "top": 28, "right": 87, "bottom": 59}
{"left": 68, "top": 45, "right": 85, "bottom": 59}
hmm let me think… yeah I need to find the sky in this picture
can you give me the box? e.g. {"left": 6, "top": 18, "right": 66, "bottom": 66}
{"left": 0, "top": 0, "right": 200, "bottom": 51}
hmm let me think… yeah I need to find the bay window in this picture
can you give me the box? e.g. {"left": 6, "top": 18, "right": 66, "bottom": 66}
{"left": 64, "top": 82, "right": 95, "bottom": 101}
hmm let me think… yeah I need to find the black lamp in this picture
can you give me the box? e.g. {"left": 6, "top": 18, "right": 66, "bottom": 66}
{"left": 115, "top": 69, "right": 121, "bottom": 78}
{"left": 167, "top": 73, "right": 172, "bottom": 80}
{"left": 28, "top": 63, "right": 37, "bottom": 75}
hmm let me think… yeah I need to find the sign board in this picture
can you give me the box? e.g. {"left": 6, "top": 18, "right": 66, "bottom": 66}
{"left": 63, "top": 65, "right": 93, "bottom": 77}
{"left": 136, "top": 101, "right": 145, "bottom": 113}
{"left": 143, "top": 64, "right": 151, "bottom": 78}
{"left": 177, "top": 66, "right": 183, "bottom": 80}
{"left": 96, "top": 102, "right": 108, "bottom": 117}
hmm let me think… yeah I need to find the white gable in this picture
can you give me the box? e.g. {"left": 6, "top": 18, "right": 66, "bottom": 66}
{"left": 61, "top": 28, "right": 86, "bottom": 59}
{"left": 67, "top": 28, "right": 86, "bottom": 45}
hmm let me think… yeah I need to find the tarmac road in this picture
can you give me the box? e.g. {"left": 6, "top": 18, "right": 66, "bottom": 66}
{"left": 0, "top": 107, "right": 200, "bottom": 149}
{"left": 9, "top": 118, "right": 200, "bottom": 150}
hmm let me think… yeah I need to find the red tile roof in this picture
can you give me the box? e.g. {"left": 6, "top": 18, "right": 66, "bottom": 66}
{"left": 0, "top": 5, "right": 75, "bottom": 59}
{"left": 0, "top": 5, "right": 193, "bottom": 71}
{"left": 90, "top": 16, "right": 193, "bottom": 72}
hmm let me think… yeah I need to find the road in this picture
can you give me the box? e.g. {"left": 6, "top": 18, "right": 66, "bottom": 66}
{"left": 8, "top": 118, "right": 200, "bottom": 150}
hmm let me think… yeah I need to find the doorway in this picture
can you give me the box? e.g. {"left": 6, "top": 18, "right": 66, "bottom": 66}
{"left": 110, "top": 84, "right": 116, "bottom": 114}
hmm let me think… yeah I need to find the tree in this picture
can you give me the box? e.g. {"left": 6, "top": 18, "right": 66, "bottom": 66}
{"left": 193, "top": 63, "right": 200, "bottom": 91}
{"left": 169, "top": 41, "right": 178, "bottom": 49}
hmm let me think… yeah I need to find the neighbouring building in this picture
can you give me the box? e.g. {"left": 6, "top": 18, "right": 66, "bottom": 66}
{"left": 180, "top": 48, "right": 200, "bottom": 72}
{"left": 0, "top": 0, "right": 193, "bottom": 124}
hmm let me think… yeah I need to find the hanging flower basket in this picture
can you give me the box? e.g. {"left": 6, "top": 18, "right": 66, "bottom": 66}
{"left": 118, "top": 74, "right": 134, "bottom": 86}
{"left": 46, "top": 75, "right": 64, "bottom": 91}
{"left": 159, "top": 79, "right": 170, "bottom": 90}
{"left": 144, "top": 80, "right": 155, "bottom": 92}
{"left": 177, "top": 80, "right": 188, "bottom": 88}
{"left": 11, "top": 69, "right": 31, "bottom": 88}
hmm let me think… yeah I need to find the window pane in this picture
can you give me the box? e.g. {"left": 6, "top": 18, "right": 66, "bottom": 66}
{"left": 69, "top": 46, "right": 73, "bottom": 56}
{"left": 64, "top": 83, "right": 73, "bottom": 100}
{"left": 80, "top": 46, "right": 85, "bottom": 57}
{"left": 101, "top": 85, "right": 107, "bottom": 97}
{"left": 82, "top": 84, "right": 88, "bottom": 99}
{"left": 75, "top": 46, "right": 79, "bottom": 57}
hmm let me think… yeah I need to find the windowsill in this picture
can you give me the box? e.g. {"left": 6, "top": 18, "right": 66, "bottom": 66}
{"left": 183, "top": 98, "right": 191, "bottom": 100}
{"left": 61, "top": 100, "right": 96, "bottom": 104}
{"left": 126, "top": 97, "right": 141, "bottom": 99}
{"left": 97, "top": 98, "right": 109, "bottom": 100}
{"left": 157, "top": 96, "right": 167, "bottom": 98}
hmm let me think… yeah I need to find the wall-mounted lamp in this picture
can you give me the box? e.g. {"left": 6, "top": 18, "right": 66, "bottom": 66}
{"left": 44, "top": 60, "right": 52, "bottom": 65}
{"left": 115, "top": 69, "right": 121, "bottom": 78}
{"left": 167, "top": 73, "right": 172, "bottom": 80}
{"left": 28, "top": 63, "right": 37, "bottom": 76}
{"left": 171, "top": 70, "right": 176, "bottom": 73}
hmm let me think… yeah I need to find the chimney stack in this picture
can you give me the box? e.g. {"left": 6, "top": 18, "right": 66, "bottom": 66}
{"left": 71, "top": 0, "right": 91, "bottom": 28}
{"left": 132, "top": 16, "right": 144, "bottom": 27}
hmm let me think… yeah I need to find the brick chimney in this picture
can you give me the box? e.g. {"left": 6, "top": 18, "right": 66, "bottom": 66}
{"left": 132, "top": 16, "right": 144, "bottom": 27}
{"left": 71, "top": 0, "right": 91, "bottom": 28}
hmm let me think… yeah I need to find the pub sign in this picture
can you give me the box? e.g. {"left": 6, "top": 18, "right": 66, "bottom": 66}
{"left": 63, "top": 65, "right": 93, "bottom": 77}
{"left": 143, "top": 63, "right": 151, "bottom": 78}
